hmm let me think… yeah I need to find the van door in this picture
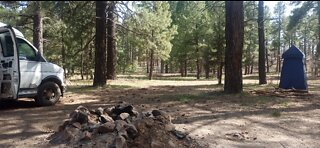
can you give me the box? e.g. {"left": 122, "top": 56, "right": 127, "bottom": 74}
{"left": 0, "top": 26, "right": 20, "bottom": 99}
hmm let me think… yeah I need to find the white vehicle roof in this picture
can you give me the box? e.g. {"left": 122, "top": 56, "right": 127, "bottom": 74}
{"left": 0, "top": 22, "right": 24, "bottom": 38}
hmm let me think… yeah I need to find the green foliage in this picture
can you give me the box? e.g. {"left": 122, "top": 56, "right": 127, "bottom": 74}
{"left": 133, "top": 1, "right": 177, "bottom": 60}
{"left": 287, "top": 1, "right": 314, "bottom": 31}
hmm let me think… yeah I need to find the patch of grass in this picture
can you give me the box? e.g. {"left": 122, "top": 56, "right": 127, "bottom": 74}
{"left": 106, "top": 84, "right": 133, "bottom": 89}
{"left": 66, "top": 85, "right": 97, "bottom": 93}
{"left": 159, "top": 92, "right": 215, "bottom": 103}
{"left": 271, "top": 110, "right": 281, "bottom": 117}
{"left": 66, "top": 83, "right": 132, "bottom": 94}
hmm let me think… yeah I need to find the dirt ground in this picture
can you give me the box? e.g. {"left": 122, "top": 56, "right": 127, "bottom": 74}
{"left": 1, "top": 74, "right": 320, "bottom": 148}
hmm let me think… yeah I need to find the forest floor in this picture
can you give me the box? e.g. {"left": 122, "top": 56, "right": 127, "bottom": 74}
{"left": 1, "top": 73, "right": 320, "bottom": 148}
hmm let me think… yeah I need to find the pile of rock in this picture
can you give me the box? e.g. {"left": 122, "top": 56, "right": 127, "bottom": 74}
{"left": 48, "top": 102, "right": 202, "bottom": 148}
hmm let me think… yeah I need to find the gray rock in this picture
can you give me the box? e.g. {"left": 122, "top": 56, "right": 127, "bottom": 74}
{"left": 97, "top": 122, "right": 116, "bottom": 134}
{"left": 95, "top": 107, "right": 104, "bottom": 116}
{"left": 115, "top": 120, "right": 127, "bottom": 132}
{"left": 114, "top": 135, "right": 127, "bottom": 148}
{"left": 71, "top": 122, "right": 82, "bottom": 129}
{"left": 104, "top": 107, "right": 114, "bottom": 116}
{"left": 119, "top": 113, "right": 130, "bottom": 120}
{"left": 164, "top": 123, "right": 175, "bottom": 132}
{"left": 151, "top": 110, "right": 166, "bottom": 117}
{"left": 58, "top": 119, "right": 71, "bottom": 131}
{"left": 118, "top": 128, "right": 128, "bottom": 139}
{"left": 124, "top": 124, "right": 138, "bottom": 139}
{"left": 70, "top": 110, "right": 89, "bottom": 124}
{"left": 100, "top": 114, "right": 114, "bottom": 123}
{"left": 80, "top": 131, "right": 92, "bottom": 141}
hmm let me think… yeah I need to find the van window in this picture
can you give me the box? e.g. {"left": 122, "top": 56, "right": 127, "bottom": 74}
{"left": 1, "top": 33, "right": 14, "bottom": 57}
{"left": 17, "top": 38, "right": 37, "bottom": 61}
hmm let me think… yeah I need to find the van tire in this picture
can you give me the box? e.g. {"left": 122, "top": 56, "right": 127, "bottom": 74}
{"left": 35, "top": 81, "right": 61, "bottom": 106}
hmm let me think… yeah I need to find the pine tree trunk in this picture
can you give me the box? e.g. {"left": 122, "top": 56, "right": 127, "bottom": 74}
{"left": 205, "top": 62, "right": 210, "bottom": 79}
{"left": 149, "top": 49, "right": 154, "bottom": 80}
{"left": 266, "top": 39, "right": 269, "bottom": 73}
{"left": 184, "top": 59, "right": 187, "bottom": 77}
{"left": 277, "top": 15, "right": 281, "bottom": 73}
{"left": 80, "top": 38, "right": 84, "bottom": 80}
{"left": 61, "top": 28, "right": 66, "bottom": 78}
{"left": 180, "top": 61, "right": 184, "bottom": 77}
{"left": 165, "top": 64, "right": 169, "bottom": 73}
{"left": 107, "top": 1, "right": 116, "bottom": 80}
{"left": 258, "top": 1, "right": 267, "bottom": 84}
{"left": 93, "top": 1, "right": 107, "bottom": 87}
{"left": 146, "top": 60, "right": 149, "bottom": 73}
{"left": 33, "top": 1, "right": 43, "bottom": 55}
{"left": 224, "top": 1, "right": 244, "bottom": 93}
{"left": 160, "top": 60, "right": 164, "bottom": 73}
{"left": 316, "top": 1, "right": 320, "bottom": 76}
{"left": 218, "top": 62, "right": 223, "bottom": 85}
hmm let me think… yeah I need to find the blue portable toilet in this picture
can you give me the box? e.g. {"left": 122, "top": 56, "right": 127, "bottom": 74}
{"left": 279, "top": 45, "right": 308, "bottom": 90}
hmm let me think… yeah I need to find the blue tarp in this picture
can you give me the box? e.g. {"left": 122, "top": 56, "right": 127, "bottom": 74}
{"left": 279, "top": 45, "right": 308, "bottom": 90}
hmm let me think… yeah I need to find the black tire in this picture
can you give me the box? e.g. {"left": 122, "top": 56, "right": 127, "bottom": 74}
{"left": 35, "top": 81, "right": 61, "bottom": 106}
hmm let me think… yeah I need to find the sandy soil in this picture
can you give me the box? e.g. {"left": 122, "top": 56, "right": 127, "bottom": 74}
{"left": 1, "top": 75, "right": 320, "bottom": 148}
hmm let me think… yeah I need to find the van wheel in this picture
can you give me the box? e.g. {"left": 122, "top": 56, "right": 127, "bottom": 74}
{"left": 35, "top": 81, "right": 61, "bottom": 106}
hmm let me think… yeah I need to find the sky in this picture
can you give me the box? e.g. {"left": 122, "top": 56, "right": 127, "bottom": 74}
{"left": 264, "top": 1, "right": 295, "bottom": 17}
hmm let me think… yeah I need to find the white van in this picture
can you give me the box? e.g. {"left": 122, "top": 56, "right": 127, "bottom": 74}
{"left": 0, "top": 23, "right": 65, "bottom": 106}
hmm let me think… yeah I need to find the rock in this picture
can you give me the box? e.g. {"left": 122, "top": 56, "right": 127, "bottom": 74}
{"left": 114, "top": 135, "right": 127, "bottom": 148}
{"left": 80, "top": 131, "right": 92, "bottom": 141}
{"left": 70, "top": 110, "right": 89, "bottom": 124}
{"left": 112, "top": 102, "right": 134, "bottom": 115}
{"left": 119, "top": 113, "right": 130, "bottom": 120}
{"left": 95, "top": 133, "right": 117, "bottom": 146}
{"left": 118, "top": 128, "right": 128, "bottom": 139}
{"left": 58, "top": 119, "right": 71, "bottom": 131}
{"left": 95, "top": 107, "right": 104, "bottom": 116}
{"left": 152, "top": 110, "right": 166, "bottom": 117}
{"left": 164, "top": 123, "right": 175, "bottom": 132}
{"left": 150, "top": 139, "right": 163, "bottom": 148}
{"left": 71, "top": 122, "right": 82, "bottom": 129}
{"left": 97, "top": 122, "right": 116, "bottom": 134}
{"left": 76, "top": 106, "right": 90, "bottom": 114}
{"left": 104, "top": 107, "right": 114, "bottom": 116}
{"left": 115, "top": 120, "right": 128, "bottom": 131}
{"left": 100, "top": 114, "right": 114, "bottom": 123}
{"left": 151, "top": 110, "right": 165, "bottom": 117}
{"left": 49, "top": 104, "right": 203, "bottom": 148}
{"left": 124, "top": 124, "right": 138, "bottom": 139}
{"left": 131, "top": 110, "right": 139, "bottom": 117}
{"left": 171, "top": 130, "right": 188, "bottom": 139}
{"left": 49, "top": 126, "right": 81, "bottom": 144}
{"left": 152, "top": 110, "right": 171, "bottom": 124}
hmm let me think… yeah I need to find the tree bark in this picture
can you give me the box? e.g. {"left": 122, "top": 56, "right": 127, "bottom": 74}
{"left": 316, "top": 1, "right": 320, "bottom": 76}
{"left": 266, "top": 38, "right": 269, "bottom": 73}
{"left": 93, "top": 1, "right": 107, "bottom": 87}
{"left": 180, "top": 61, "right": 184, "bottom": 76}
{"left": 107, "top": 1, "right": 116, "bottom": 80}
{"left": 149, "top": 49, "right": 154, "bottom": 80}
{"left": 33, "top": 1, "right": 43, "bottom": 55}
{"left": 184, "top": 59, "right": 187, "bottom": 77}
{"left": 218, "top": 62, "right": 223, "bottom": 85}
{"left": 224, "top": 1, "right": 244, "bottom": 93}
{"left": 258, "top": 1, "right": 267, "bottom": 84}
{"left": 165, "top": 63, "right": 169, "bottom": 73}
{"left": 160, "top": 60, "right": 165, "bottom": 73}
